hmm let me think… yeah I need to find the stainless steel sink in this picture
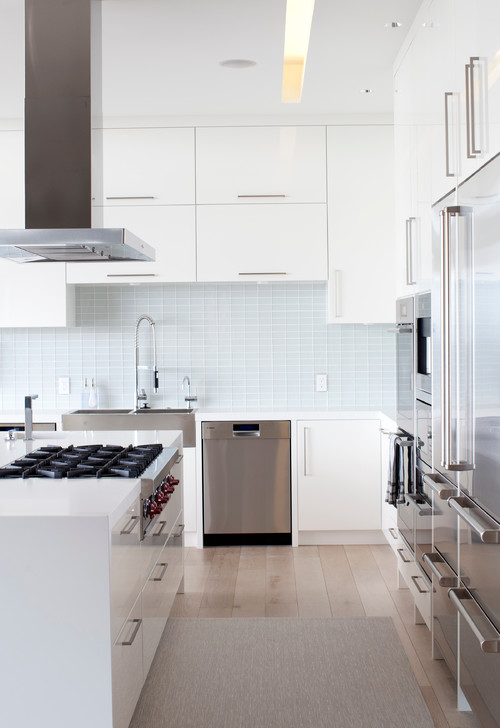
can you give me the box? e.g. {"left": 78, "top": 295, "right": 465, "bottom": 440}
{"left": 62, "top": 407, "right": 197, "bottom": 447}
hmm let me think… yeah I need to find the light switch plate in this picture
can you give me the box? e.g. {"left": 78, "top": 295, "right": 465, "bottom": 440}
{"left": 58, "top": 377, "right": 70, "bottom": 395}
{"left": 316, "top": 374, "right": 328, "bottom": 392}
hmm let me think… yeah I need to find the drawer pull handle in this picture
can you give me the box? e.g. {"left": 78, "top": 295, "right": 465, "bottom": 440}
{"left": 238, "top": 272, "right": 287, "bottom": 276}
{"left": 105, "top": 196, "right": 156, "bottom": 200}
{"left": 448, "top": 496, "right": 500, "bottom": 543}
{"left": 175, "top": 454, "right": 184, "bottom": 464}
{"left": 120, "top": 618, "right": 142, "bottom": 646}
{"left": 397, "top": 547, "right": 411, "bottom": 564}
{"left": 150, "top": 562, "right": 169, "bottom": 582}
{"left": 423, "top": 473, "right": 456, "bottom": 500}
{"left": 448, "top": 588, "right": 500, "bottom": 653}
{"left": 120, "top": 515, "right": 138, "bottom": 535}
{"left": 422, "top": 552, "right": 457, "bottom": 587}
{"left": 411, "top": 575, "right": 429, "bottom": 594}
{"left": 237, "top": 194, "right": 286, "bottom": 198}
{"left": 388, "top": 527, "right": 398, "bottom": 540}
{"left": 153, "top": 520, "right": 167, "bottom": 537}
{"left": 174, "top": 523, "right": 185, "bottom": 538}
{"left": 106, "top": 274, "right": 157, "bottom": 278}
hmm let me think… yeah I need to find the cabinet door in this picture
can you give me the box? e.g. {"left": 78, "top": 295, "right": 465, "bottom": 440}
{"left": 98, "top": 127, "right": 195, "bottom": 206}
{"left": 196, "top": 203, "right": 327, "bottom": 282}
{"left": 327, "top": 125, "right": 395, "bottom": 323}
{"left": 196, "top": 126, "right": 326, "bottom": 204}
{"left": 112, "top": 595, "right": 143, "bottom": 728}
{"left": 297, "top": 420, "right": 381, "bottom": 531}
{"left": 182, "top": 447, "right": 196, "bottom": 534}
{"left": 66, "top": 205, "right": 196, "bottom": 284}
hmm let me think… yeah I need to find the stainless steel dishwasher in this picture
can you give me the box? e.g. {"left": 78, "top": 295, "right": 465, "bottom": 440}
{"left": 202, "top": 421, "right": 291, "bottom": 546}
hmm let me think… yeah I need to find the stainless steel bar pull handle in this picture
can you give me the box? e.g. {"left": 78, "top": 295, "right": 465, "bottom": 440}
{"left": 303, "top": 427, "right": 310, "bottom": 476}
{"left": 397, "top": 547, "right": 411, "bottom": 564}
{"left": 150, "top": 562, "right": 169, "bottom": 582}
{"left": 423, "top": 552, "right": 457, "bottom": 587}
{"left": 107, "top": 274, "right": 157, "bottom": 278}
{"left": 466, "top": 57, "right": 484, "bottom": 159}
{"left": 444, "top": 92, "right": 457, "bottom": 177}
{"left": 237, "top": 194, "right": 286, "bottom": 198}
{"left": 411, "top": 575, "right": 429, "bottom": 594}
{"left": 448, "top": 496, "right": 500, "bottom": 543}
{"left": 120, "top": 515, "right": 139, "bottom": 535}
{"left": 422, "top": 473, "right": 456, "bottom": 500}
{"left": 448, "top": 588, "right": 500, "bottom": 653}
{"left": 238, "top": 272, "right": 287, "bottom": 276}
{"left": 105, "top": 196, "right": 156, "bottom": 200}
{"left": 405, "top": 218, "right": 416, "bottom": 286}
{"left": 440, "top": 206, "right": 475, "bottom": 471}
{"left": 119, "top": 618, "right": 142, "bottom": 646}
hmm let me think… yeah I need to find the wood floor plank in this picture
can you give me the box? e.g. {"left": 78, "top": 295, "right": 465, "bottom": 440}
{"left": 266, "top": 547, "right": 298, "bottom": 610}
{"left": 420, "top": 686, "right": 451, "bottom": 728}
{"left": 233, "top": 567, "right": 266, "bottom": 617}
{"left": 293, "top": 549, "right": 331, "bottom": 617}
{"left": 344, "top": 545, "right": 398, "bottom": 617}
{"left": 318, "top": 545, "right": 365, "bottom": 617}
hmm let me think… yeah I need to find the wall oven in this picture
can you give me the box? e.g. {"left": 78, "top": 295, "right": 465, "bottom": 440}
{"left": 415, "top": 291, "right": 431, "bottom": 401}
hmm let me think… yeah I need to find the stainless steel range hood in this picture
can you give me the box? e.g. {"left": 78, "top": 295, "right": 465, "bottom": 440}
{"left": 0, "top": 0, "right": 155, "bottom": 264}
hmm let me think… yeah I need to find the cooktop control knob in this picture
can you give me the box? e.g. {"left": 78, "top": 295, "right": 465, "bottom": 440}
{"left": 155, "top": 489, "right": 169, "bottom": 504}
{"left": 168, "top": 475, "right": 179, "bottom": 486}
{"left": 143, "top": 498, "right": 151, "bottom": 519}
{"left": 149, "top": 500, "right": 162, "bottom": 517}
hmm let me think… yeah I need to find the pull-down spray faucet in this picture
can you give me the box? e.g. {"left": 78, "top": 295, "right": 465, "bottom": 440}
{"left": 135, "top": 315, "right": 159, "bottom": 409}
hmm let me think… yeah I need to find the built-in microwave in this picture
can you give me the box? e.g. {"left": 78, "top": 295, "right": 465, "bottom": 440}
{"left": 415, "top": 292, "right": 431, "bottom": 399}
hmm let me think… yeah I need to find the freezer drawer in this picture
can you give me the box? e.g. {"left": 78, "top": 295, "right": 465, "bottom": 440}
{"left": 202, "top": 421, "right": 291, "bottom": 545}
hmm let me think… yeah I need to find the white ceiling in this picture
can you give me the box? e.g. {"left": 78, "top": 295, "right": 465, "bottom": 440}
{"left": 0, "top": 0, "right": 423, "bottom": 121}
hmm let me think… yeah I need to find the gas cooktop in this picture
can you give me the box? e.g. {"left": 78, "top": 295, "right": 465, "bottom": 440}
{"left": 0, "top": 443, "right": 163, "bottom": 479}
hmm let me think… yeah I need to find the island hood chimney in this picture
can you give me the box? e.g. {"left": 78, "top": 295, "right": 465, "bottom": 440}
{"left": 0, "top": 0, "right": 155, "bottom": 263}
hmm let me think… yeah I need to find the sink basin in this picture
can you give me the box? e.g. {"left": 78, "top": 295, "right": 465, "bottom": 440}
{"left": 62, "top": 407, "right": 197, "bottom": 447}
{"left": 131, "top": 408, "right": 195, "bottom": 414}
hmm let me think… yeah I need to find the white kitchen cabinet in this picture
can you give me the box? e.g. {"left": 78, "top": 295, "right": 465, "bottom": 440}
{"left": 196, "top": 126, "right": 326, "bottom": 204}
{"left": 196, "top": 203, "right": 327, "bottom": 282}
{"left": 297, "top": 419, "right": 381, "bottom": 533}
{"left": 327, "top": 125, "right": 395, "bottom": 323}
{"left": 66, "top": 205, "right": 196, "bottom": 284}
{"left": 96, "top": 127, "right": 195, "bottom": 206}
{"left": 0, "top": 130, "right": 75, "bottom": 327}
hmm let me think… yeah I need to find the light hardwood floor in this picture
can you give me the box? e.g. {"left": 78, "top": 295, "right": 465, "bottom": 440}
{"left": 171, "top": 544, "right": 479, "bottom": 728}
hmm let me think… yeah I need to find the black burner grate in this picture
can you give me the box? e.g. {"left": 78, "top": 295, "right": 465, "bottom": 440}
{"left": 0, "top": 443, "right": 163, "bottom": 480}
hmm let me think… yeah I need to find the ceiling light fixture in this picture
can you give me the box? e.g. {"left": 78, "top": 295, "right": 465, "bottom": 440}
{"left": 219, "top": 59, "right": 257, "bottom": 69}
{"left": 385, "top": 21, "right": 402, "bottom": 28}
{"left": 360, "top": 88, "right": 373, "bottom": 94}
{"left": 281, "top": 0, "right": 316, "bottom": 104}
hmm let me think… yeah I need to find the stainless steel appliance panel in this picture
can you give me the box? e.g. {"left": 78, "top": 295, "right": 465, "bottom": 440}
{"left": 413, "top": 459, "right": 433, "bottom": 581}
{"left": 416, "top": 291, "right": 432, "bottom": 397}
{"left": 416, "top": 399, "right": 432, "bottom": 468}
{"left": 202, "top": 421, "right": 291, "bottom": 541}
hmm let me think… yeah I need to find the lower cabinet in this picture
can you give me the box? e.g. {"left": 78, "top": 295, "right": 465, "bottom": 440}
{"left": 297, "top": 419, "right": 381, "bottom": 534}
{"left": 112, "top": 595, "right": 144, "bottom": 728}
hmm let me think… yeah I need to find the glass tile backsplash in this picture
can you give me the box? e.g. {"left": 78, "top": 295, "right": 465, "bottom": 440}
{"left": 0, "top": 283, "right": 396, "bottom": 412}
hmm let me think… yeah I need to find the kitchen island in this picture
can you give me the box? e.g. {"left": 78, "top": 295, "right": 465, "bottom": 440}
{"left": 0, "top": 429, "right": 184, "bottom": 728}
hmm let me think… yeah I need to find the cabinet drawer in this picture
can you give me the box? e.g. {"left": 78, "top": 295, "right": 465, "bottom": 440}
{"left": 112, "top": 595, "right": 143, "bottom": 728}
{"left": 197, "top": 204, "right": 327, "bottom": 282}
{"left": 196, "top": 126, "right": 326, "bottom": 204}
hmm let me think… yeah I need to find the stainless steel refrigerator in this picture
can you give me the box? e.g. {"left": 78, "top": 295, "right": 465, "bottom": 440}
{"left": 432, "top": 151, "right": 500, "bottom": 726}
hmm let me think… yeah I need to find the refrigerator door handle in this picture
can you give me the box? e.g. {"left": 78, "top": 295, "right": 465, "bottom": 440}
{"left": 423, "top": 473, "right": 455, "bottom": 500}
{"left": 440, "top": 206, "right": 475, "bottom": 472}
{"left": 448, "top": 496, "right": 500, "bottom": 544}
{"left": 423, "top": 552, "right": 457, "bottom": 587}
{"left": 448, "top": 588, "right": 500, "bottom": 653}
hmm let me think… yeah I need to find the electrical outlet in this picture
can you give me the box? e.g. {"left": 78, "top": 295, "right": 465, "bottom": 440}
{"left": 316, "top": 374, "right": 328, "bottom": 392}
{"left": 58, "top": 377, "right": 70, "bottom": 395}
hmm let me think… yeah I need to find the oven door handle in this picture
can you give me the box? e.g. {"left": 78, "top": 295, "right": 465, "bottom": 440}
{"left": 448, "top": 588, "right": 500, "bottom": 654}
{"left": 406, "top": 493, "right": 432, "bottom": 517}
{"left": 423, "top": 552, "right": 457, "bottom": 587}
{"left": 448, "top": 496, "right": 500, "bottom": 543}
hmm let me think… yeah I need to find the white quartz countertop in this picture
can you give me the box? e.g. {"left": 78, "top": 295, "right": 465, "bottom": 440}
{"left": 0, "top": 429, "right": 181, "bottom": 525}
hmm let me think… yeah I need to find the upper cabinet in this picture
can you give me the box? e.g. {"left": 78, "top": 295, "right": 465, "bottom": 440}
{"left": 196, "top": 204, "right": 327, "bottom": 282}
{"left": 94, "top": 127, "right": 195, "bottom": 206}
{"left": 195, "top": 126, "right": 326, "bottom": 204}
{"left": 196, "top": 126, "right": 328, "bottom": 283}
{"left": 327, "top": 125, "right": 395, "bottom": 322}
{"left": 0, "top": 130, "right": 74, "bottom": 328}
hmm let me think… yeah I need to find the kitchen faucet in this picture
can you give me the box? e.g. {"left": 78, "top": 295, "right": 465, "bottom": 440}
{"left": 182, "top": 375, "right": 197, "bottom": 405}
{"left": 24, "top": 394, "right": 38, "bottom": 441}
{"left": 135, "top": 315, "right": 159, "bottom": 409}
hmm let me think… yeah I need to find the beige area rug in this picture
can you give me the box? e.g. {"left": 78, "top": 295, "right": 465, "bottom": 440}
{"left": 130, "top": 617, "right": 434, "bottom": 728}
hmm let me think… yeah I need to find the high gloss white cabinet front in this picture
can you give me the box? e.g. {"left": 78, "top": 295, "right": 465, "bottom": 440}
{"left": 297, "top": 420, "right": 381, "bottom": 532}
{"left": 196, "top": 203, "right": 328, "bottom": 282}
{"left": 195, "top": 126, "right": 326, "bottom": 204}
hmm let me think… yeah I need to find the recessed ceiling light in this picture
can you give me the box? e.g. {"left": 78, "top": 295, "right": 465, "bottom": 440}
{"left": 385, "top": 21, "right": 402, "bottom": 28}
{"left": 360, "top": 88, "right": 373, "bottom": 94}
{"left": 219, "top": 59, "right": 257, "bottom": 69}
